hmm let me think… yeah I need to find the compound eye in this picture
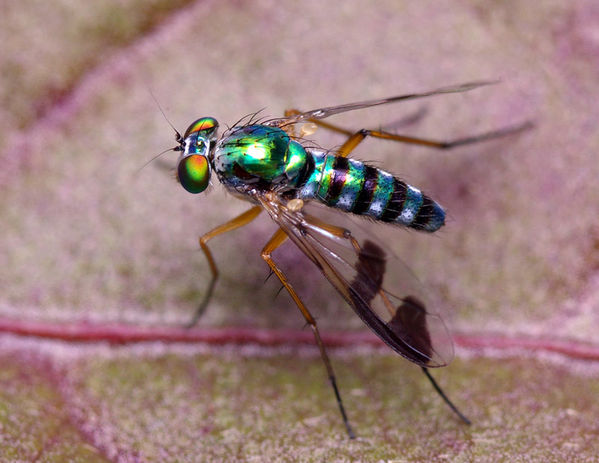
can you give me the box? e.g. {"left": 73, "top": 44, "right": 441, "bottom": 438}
{"left": 183, "top": 117, "right": 219, "bottom": 139}
{"left": 177, "top": 155, "right": 210, "bottom": 194}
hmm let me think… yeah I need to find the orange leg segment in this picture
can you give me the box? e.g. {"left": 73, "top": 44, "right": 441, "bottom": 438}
{"left": 261, "top": 227, "right": 356, "bottom": 438}
{"left": 187, "top": 206, "right": 262, "bottom": 327}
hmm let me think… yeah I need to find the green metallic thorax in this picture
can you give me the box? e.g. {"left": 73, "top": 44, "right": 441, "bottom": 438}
{"left": 213, "top": 125, "right": 309, "bottom": 192}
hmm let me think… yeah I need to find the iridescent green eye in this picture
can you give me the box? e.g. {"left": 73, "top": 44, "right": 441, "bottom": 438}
{"left": 177, "top": 155, "right": 210, "bottom": 194}
{"left": 184, "top": 117, "right": 219, "bottom": 139}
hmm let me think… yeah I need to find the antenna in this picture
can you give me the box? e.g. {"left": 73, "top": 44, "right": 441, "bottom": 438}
{"left": 149, "top": 88, "right": 182, "bottom": 142}
{"left": 133, "top": 88, "right": 184, "bottom": 179}
{"left": 135, "top": 147, "right": 178, "bottom": 177}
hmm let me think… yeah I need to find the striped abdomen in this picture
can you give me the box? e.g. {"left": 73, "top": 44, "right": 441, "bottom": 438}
{"left": 296, "top": 151, "right": 445, "bottom": 232}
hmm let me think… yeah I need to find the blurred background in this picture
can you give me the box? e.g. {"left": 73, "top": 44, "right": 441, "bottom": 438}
{"left": 1, "top": 0, "right": 598, "bottom": 344}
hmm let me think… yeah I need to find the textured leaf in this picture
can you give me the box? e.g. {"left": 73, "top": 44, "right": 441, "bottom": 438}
{"left": 1, "top": 0, "right": 598, "bottom": 461}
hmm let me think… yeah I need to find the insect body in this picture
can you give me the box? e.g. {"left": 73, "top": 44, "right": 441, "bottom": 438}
{"left": 170, "top": 82, "right": 530, "bottom": 437}
{"left": 193, "top": 123, "right": 445, "bottom": 231}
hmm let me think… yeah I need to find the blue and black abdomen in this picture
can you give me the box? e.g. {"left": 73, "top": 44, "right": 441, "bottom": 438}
{"left": 297, "top": 152, "right": 445, "bottom": 232}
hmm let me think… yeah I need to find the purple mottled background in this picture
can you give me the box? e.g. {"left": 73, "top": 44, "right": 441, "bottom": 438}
{"left": 3, "top": 0, "right": 598, "bottom": 341}
{"left": 1, "top": 1, "right": 598, "bottom": 460}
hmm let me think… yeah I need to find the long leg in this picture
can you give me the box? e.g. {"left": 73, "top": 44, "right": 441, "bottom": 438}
{"left": 422, "top": 367, "right": 471, "bottom": 425}
{"left": 285, "top": 108, "right": 533, "bottom": 158}
{"left": 187, "top": 206, "right": 262, "bottom": 327}
{"left": 261, "top": 228, "right": 356, "bottom": 438}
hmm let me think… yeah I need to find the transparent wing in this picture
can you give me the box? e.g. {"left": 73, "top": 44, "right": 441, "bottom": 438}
{"left": 265, "top": 81, "right": 497, "bottom": 128}
{"left": 258, "top": 196, "right": 454, "bottom": 368}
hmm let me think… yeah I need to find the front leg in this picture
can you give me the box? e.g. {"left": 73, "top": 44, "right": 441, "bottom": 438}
{"left": 186, "top": 206, "right": 262, "bottom": 327}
